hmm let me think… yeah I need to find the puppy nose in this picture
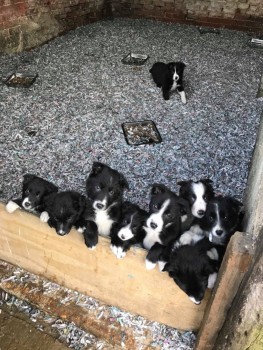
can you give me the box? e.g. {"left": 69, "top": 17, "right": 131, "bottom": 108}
{"left": 121, "top": 234, "right": 125, "bottom": 240}
{"left": 150, "top": 222, "right": 157, "bottom": 229}
{"left": 216, "top": 229, "right": 223, "bottom": 236}
{"left": 197, "top": 210, "right": 205, "bottom": 216}
{"left": 24, "top": 202, "right": 31, "bottom": 208}
{"left": 96, "top": 203, "right": 104, "bottom": 210}
{"left": 175, "top": 75, "right": 179, "bottom": 81}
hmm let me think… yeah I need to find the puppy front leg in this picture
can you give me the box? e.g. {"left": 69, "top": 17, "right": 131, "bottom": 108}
{"left": 145, "top": 242, "right": 165, "bottom": 270}
{"left": 82, "top": 221, "right": 98, "bottom": 250}
{"left": 6, "top": 198, "right": 23, "bottom": 213}
{"left": 162, "top": 86, "right": 170, "bottom": 100}
{"left": 110, "top": 235, "right": 130, "bottom": 259}
{"left": 177, "top": 86, "right": 186, "bottom": 104}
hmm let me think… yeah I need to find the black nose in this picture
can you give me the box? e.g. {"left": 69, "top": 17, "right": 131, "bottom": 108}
{"left": 150, "top": 222, "right": 157, "bottom": 229}
{"left": 216, "top": 229, "right": 223, "bottom": 236}
{"left": 197, "top": 210, "right": 205, "bottom": 216}
{"left": 24, "top": 202, "right": 31, "bottom": 208}
{"left": 96, "top": 203, "right": 104, "bottom": 209}
{"left": 121, "top": 234, "right": 125, "bottom": 240}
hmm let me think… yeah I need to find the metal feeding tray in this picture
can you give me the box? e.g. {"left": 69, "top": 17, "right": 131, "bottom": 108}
{"left": 122, "top": 120, "right": 162, "bottom": 146}
{"left": 250, "top": 38, "right": 263, "bottom": 48}
{"left": 122, "top": 53, "right": 149, "bottom": 66}
{"left": 199, "top": 27, "right": 220, "bottom": 35}
{"left": 3, "top": 72, "right": 38, "bottom": 87}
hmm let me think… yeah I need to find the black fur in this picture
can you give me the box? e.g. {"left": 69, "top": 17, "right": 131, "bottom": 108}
{"left": 41, "top": 191, "right": 86, "bottom": 236}
{"left": 149, "top": 61, "right": 186, "bottom": 101}
{"left": 6, "top": 174, "right": 58, "bottom": 214}
{"left": 83, "top": 162, "right": 129, "bottom": 249}
{"left": 110, "top": 201, "right": 148, "bottom": 258}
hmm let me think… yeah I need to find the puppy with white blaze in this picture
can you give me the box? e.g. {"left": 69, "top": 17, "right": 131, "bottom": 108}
{"left": 6, "top": 174, "right": 58, "bottom": 214}
{"left": 83, "top": 162, "right": 129, "bottom": 249}
{"left": 110, "top": 201, "right": 148, "bottom": 259}
{"left": 143, "top": 184, "right": 190, "bottom": 270}
{"left": 149, "top": 61, "right": 186, "bottom": 103}
{"left": 177, "top": 178, "right": 214, "bottom": 219}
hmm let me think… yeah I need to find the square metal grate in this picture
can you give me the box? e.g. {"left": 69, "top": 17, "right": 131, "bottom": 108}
{"left": 122, "top": 120, "right": 162, "bottom": 146}
{"left": 3, "top": 72, "right": 38, "bottom": 87}
{"left": 122, "top": 53, "right": 149, "bottom": 66}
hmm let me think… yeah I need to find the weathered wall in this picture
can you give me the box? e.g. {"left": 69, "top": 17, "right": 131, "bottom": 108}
{"left": 111, "top": 0, "right": 263, "bottom": 32}
{"left": 0, "top": 0, "right": 263, "bottom": 54}
{"left": 0, "top": 0, "right": 111, "bottom": 54}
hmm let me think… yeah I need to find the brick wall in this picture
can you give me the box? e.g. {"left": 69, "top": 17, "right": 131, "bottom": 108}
{"left": 0, "top": 0, "right": 111, "bottom": 53}
{"left": 112, "top": 0, "right": 263, "bottom": 33}
{"left": 0, "top": 0, "right": 262, "bottom": 53}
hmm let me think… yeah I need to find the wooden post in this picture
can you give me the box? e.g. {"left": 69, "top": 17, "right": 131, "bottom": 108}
{"left": 195, "top": 232, "right": 254, "bottom": 350}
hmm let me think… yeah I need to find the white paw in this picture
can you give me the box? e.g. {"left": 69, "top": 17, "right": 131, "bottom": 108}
{"left": 89, "top": 245, "right": 96, "bottom": 251}
{"left": 77, "top": 227, "right": 85, "bottom": 233}
{"left": 178, "top": 232, "right": 192, "bottom": 246}
{"left": 158, "top": 261, "right": 167, "bottom": 272}
{"left": 208, "top": 272, "right": 218, "bottom": 289}
{"left": 145, "top": 259, "right": 156, "bottom": 270}
{"left": 111, "top": 245, "right": 126, "bottom": 259}
{"left": 6, "top": 201, "right": 20, "bottom": 213}
{"left": 40, "top": 211, "right": 49, "bottom": 222}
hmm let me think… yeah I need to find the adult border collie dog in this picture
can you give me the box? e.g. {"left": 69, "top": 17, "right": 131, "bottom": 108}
{"left": 6, "top": 174, "right": 58, "bottom": 214}
{"left": 83, "top": 162, "right": 129, "bottom": 249}
{"left": 149, "top": 61, "right": 186, "bottom": 103}
{"left": 40, "top": 191, "right": 86, "bottom": 236}
{"left": 143, "top": 184, "right": 190, "bottom": 270}
{"left": 177, "top": 179, "right": 214, "bottom": 219}
{"left": 110, "top": 201, "right": 148, "bottom": 259}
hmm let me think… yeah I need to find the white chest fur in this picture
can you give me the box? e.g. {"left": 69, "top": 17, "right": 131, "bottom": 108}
{"left": 143, "top": 226, "right": 162, "bottom": 250}
{"left": 95, "top": 209, "right": 114, "bottom": 236}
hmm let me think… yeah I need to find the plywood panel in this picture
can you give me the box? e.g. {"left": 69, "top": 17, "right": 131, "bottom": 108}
{"left": 0, "top": 203, "right": 210, "bottom": 330}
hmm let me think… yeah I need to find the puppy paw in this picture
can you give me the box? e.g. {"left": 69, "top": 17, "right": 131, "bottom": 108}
{"left": 89, "top": 245, "right": 96, "bottom": 251}
{"left": 77, "top": 227, "right": 85, "bottom": 234}
{"left": 6, "top": 201, "right": 20, "bottom": 213}
{"left": 40, "top": 211, "right": 50, "bottom": 222}
{"left": 111, "top": 245, "right": 126, "bottom": 259}
{"left": 145, "top": 259, "right": 156, "bottom": 270}
{"left": 158, "top": 261, "right": 167, "bottom": 272}
{"left": 208, "top": 272, "right": 218, "bottom": 289}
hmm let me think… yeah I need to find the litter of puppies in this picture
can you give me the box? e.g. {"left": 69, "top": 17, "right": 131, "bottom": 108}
{"left": 6, "top": 161, "right": 244, "bottom": 304}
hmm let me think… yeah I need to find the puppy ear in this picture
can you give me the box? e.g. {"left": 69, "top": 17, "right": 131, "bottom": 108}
{"left": 119, "top": 173, "right": 129, "bottom": 190}
{"left": 43, "top": 192, "right": 56, "bottom": 209}
{"left": 45, "top": 181, "right": 59, "bottom": 194}
{"left": 90, "top": 162, "right": 104, "bottom": 176}
{"left": 23, "top": 174, "right": 37, "bottom": 185}
{"left": 177, "top": 180, "right": 188, "bottom": 187}
{"left": 151, "top": 184, "right": 166, "bottom": 195}
{"left": 200, "top": 178, "right": 213, "bottom": 185}
{"left": 228, "top": 197, "right": 243, "bottom": 213}
{"left": 73, "top": 195, "right": 86, "bottom": 211}
{"left": 177, "top": 198, "right": 191, "bottom": 215}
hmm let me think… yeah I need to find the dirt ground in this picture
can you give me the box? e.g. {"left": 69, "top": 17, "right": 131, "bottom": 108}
{"left": 0, "top": 306, "right": 69, "bottom": 350}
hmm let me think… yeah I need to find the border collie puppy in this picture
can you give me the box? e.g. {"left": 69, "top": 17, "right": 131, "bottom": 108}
{"left": 149, "top": 61, "right": 186, "bottom": 103}
{"left": 83, "top": 162, "right": 129, "bottom": 248}
{"left": 176, "top": 195, "right": 243, "bottom": 247}
{"left": 143, "top": 184, "right": 190, "bottom": 270}
{"left": 177, "top": 179, "right": 214, "bottom": 219}
{"left": 40, "top": 191, "right": 86, "bottom": 236}
{"left": 6, "top": 174, "right": 58, "bottom": 214}
{"left": 110, "top": 201, "right": 148, "bottom": 259}
{"left": 163, "top": 238, "right": 221, "bottom": 304}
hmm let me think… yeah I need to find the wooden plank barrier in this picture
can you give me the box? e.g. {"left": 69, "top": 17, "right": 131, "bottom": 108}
{"left": 0, "top": 203, "right": 210, "bottom": 331}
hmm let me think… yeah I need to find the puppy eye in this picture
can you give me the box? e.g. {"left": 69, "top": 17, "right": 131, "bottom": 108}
{"left": 122, "top": 219, "right": 128, "bottom": 225}
{"left": 36, "top": 192, "right": 40, "bottom": 197}
{"left": 203, "top": 195, "right": 208, "bottom": 202}
{"left": 95, "top": 185, "right": 101, "bottom": 191}
{"left": 191, "top": 194, "right": 196, "bottom": 201}
{"left": 109, "top": 189, "right": 115, "bottom": 195}
{"left": 166, "top": 212, "right": 172, "bottom": 218}
{"left": 209, "top": 215, "right": 214, "bottom": 221}
{"left": 153, "top": 204, "right": 158, "bottom": 209}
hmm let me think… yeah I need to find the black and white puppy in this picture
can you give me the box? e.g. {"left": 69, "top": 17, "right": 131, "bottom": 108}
{"left": 40, "top": 191, "right": 86, "bottom": 236}
{"left": 177, "top": 179, "right": 214, "bottom": 219}
{"left": 143, "top": 184, "right": 189, "bottom": 270}
{"left": 149, "top": 61, "right": 186, "bottom": 103}
{"left": 110, "top": 201, "right": 148, "bottom": 259}
{"left": 6, "top": 174, "right": 58, "bottom": 214}
{"left": 162, "top": 238, "right": 221, "bottom": 304}
{"left": 83, "top": 162, "right": 129, "bottom": 249}
{"left": 176, "top": 195, "right": 243, "bottom": 247}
